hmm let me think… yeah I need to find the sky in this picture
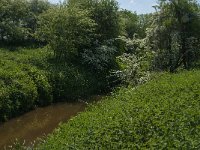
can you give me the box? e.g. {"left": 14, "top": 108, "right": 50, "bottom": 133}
{"left": 48, "top": 0, "right": 157, "bottom": 14}
{"left": 49, "top": 0, "right": 200, "bottom": 14}
{"left": 117, "top": 0, "right": 156, "bottom": 14}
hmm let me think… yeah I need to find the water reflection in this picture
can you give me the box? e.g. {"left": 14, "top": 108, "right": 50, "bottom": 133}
{"left": 0, "top": 102, "right": 86, "bottom": 149}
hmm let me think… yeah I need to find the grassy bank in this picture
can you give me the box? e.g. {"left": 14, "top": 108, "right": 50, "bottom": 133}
{"left": 38, "top": 70, "right": 200, "bottom": 149}
{"left": 0, "top": 47, "right": 107, "bottom": 122}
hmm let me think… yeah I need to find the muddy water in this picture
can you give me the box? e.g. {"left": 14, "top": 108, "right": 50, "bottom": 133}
{"left": 0, "top": 102, "right": 87, "bottom": 149}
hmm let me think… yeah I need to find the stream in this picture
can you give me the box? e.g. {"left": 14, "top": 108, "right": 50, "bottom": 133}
{"left": 0, "top": 101, "right": 88, "bottom": 149}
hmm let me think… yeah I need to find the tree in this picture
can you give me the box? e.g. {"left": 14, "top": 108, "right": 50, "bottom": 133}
{"left": 26, "top": 0, "right": 51, "bottom": 41}
{"left": 137, "top": 13, "right": 153, "bottom": 38}
{"left": 0, "top": 0, "right": 29, "bottom": 44}
{"left": 67, "top": 0, "right": 121, "bottom": 43}
{"left": 0, "top": 0, "right": 51, "bottom": 45}
{"left": 148, "top": 0, "right": 200, "bottom": 71}
{"left": 37, "top": 5, "right": 96, "bottom": 61}
{"left": 119, "top": 10, "right": 139, "bottom": 38}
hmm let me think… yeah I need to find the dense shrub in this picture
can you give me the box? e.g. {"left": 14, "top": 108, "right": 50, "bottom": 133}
{"left": 0, "top": 47, "right": 108, "bottom": 121}
{"left": 39, "top": 70, "right": 200, "bottom": 149}
{"left": 0, "top": 49, "right": 53, "bottom": 121}
{"left": 116, "top": 53, "right": 151, "bottom": 86}
{"left": 114, "top": 36, "right": 154, "bottom": 86}
{"left": 22, "top": 66, "right": 53, "bottom": 106}
{"left": 49, "top": 65, "right": 89, "bottom": 101}
{"left": 0, "top": 60, "right": 38, "bottom": 121}
{"left": 0, "top": 84, "right": 11, "bottom": 121}
{"left": 81, "top": 45, "right": 117, "bottom": 72}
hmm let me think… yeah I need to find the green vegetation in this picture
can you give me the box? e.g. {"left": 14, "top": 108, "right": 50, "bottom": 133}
{"left": 0, "top": 48, "right": 50, "bottom": 121}
{"left": 149, "top": 0, "right": 200, "bottom": 71}
{"left": 0, "top": 47, "right": 107, "bottom": 122}
{"left": 38, "top": 70, "right": 200, "bottom": 149}
{"left": 0, "top": 0, "right": 50, "bottom": 45}
{"left": 0, "top": 0, "right": 200, "bottom": 148}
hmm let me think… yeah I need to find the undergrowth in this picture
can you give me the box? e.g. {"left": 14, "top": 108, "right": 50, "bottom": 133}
{"left": 0, "top": 47, "right": 106, "bottom": 122}
{"left": 37, "top": 70, "right": 200, "bottom": 149}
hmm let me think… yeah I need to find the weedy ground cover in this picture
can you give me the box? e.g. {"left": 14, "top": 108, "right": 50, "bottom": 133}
{"left": 38, "top": 70, "right": 200, "bottom": 149}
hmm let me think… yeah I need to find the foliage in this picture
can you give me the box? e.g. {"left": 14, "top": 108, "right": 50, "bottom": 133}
{"left": 115, "top": 36, "right": 154, "bottom": 86}
{"left": 137, "top": 13, "right": 153, "bottom": 38}
{"left": 27, "top": 0, "right": 50, "bottom": 37}
{"left": 119, "top": 10, "right": 147, "bottom": 39}
{"left": 37, "top": 5, "right": 96, "bottom": 61}
{"left": 0, "top": 0, "right": 199, "bottom": 131}
{"left": 49, "top": 64, "right": 96, "bottom": 101}
{"left": 36, "top": 0, "right": 123, "bottom": 91}
{"left": 0, "top": 60, "right": 39, "bottom": 121}
{"left": 67, "top": 0, "right": 121, "bottom": 42}
{"left": 37, "top": 0, "right": 122, "bottom": 71}
{"left": 0, "top": 49, "right": 54, "bottom": 121}
{"left": 116, "top": 53, "right": 151, "bottom": 86}
{"left": 90, "top": 0, "right": 120, "bottom": 41}
{"left": 148, "top": 0, "right": 200, "bottom": 71}
{"left": 0, "top": 47, "right": 107, "bottom": 122}
{"left": 81, "top": 45, "right": 117, "bottom": 72}
{"left": 0, "top": 0, "right": 29, "bottom": 43}
{"left": 0, "top": 0, "right": 50, "bottom": 45}
{"left": 38, "top": 70, "right": 200, "bottom": 149}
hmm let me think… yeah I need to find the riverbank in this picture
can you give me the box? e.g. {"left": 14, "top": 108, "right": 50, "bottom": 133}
{"left": 0, "top": 94, "right": 103, "bottom": 149}
{"left": 38, "top": 70, "right": 200, "bottom": 149}
{"left": 0, "top": 47, "right": 109, "bottom": 122}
